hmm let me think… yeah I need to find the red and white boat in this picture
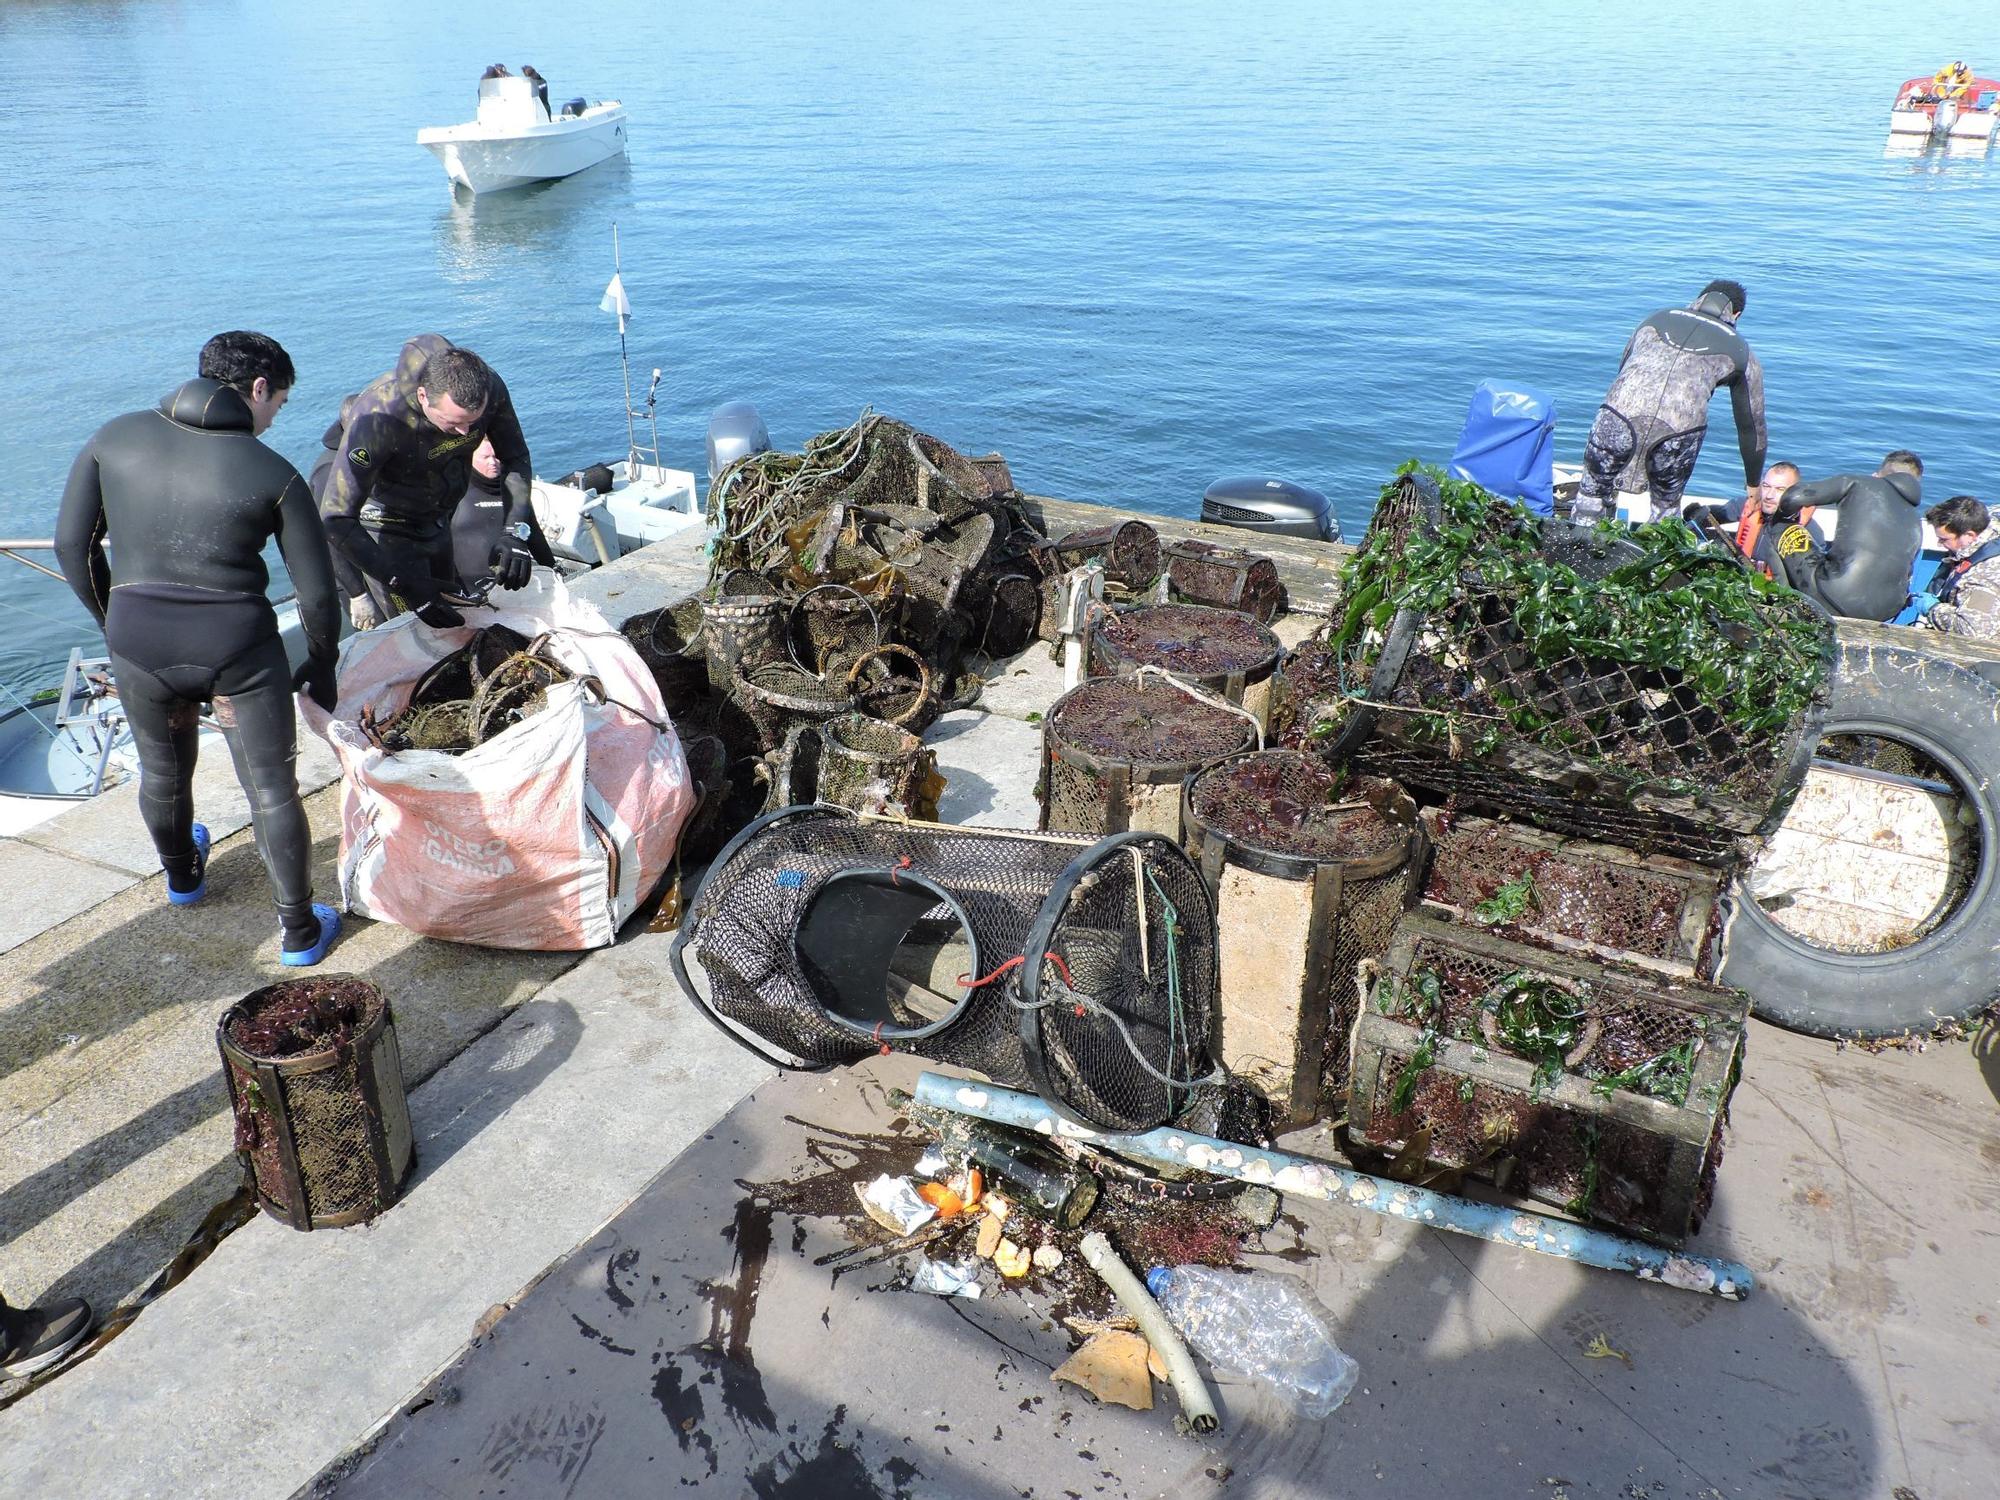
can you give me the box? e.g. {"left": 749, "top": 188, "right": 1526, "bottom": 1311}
{"left": 1889, "top": 68, "right": 1999, "bottom": 147}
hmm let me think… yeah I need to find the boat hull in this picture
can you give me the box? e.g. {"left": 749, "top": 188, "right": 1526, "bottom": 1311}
{"left": 419, "top": 108, "right": 628, "bottom": 194}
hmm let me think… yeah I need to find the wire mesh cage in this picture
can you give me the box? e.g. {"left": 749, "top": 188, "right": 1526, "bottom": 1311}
{"left": 670, "top": 807, "right": 1222, "bottom": 1131}
{"left": 1088, "top": 603, "right": 1284, "bottom": 729}
{"left": 766, "top": 712, "right": 944, "bottom": 819}
{"left": 700, "top": 572, "right": 790, "bottom": 692}
{"left": 1419, "top": 812, "right": 1724, "bottom": 979}
{"left": 217, "top": 977, "right": 415, "bottom": 1232}
{"left": 732, "top": 662, "right": 858, "bottom": 753}
{"left": 1051, "top": 520, "right": 1163, "bottom": 591}
{"left": 1164, "top": 539, "right": 1285, "bottom": 624}
{"left": 1316, "top": 470, "right": 1837, "bottom": 867}
{"left": 621, "top": 600, "right": 711, "bottom": 719}
{"left": 1039, "top": 673, "right": 1259, "bottom": 839}
{"left": 1182, "top": 751, "right": 1424, "bottom": 1125}
{"left": 1348, "top": 911, "right": 1747, "bottom": 1244}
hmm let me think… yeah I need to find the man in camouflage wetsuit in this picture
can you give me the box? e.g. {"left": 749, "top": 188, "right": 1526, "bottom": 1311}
{"left": 1575, "top": 281, "right": 1766, "bottom": 523}
{"left": 310, "top": 334, "right": 538, "bottom": 629}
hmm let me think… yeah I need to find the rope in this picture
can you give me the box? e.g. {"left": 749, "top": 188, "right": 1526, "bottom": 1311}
{"left": 957, "top": 951, "right": 1075, "bottom": 991}
{"left": 1130, "top": 664, "right": 1264, "bottom": 750}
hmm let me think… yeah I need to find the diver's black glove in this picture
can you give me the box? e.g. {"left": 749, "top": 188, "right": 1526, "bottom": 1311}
{"left": 493, "top": 539, "right": 536, "bottom": 590}
{"left": 415, "top": 598, "right": 466, "bottom": 629}
{"left": 292, "top": 651, "right": 339, "bottom": 712}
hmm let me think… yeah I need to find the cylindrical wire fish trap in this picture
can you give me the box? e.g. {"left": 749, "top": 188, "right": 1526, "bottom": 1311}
{"left": 621, "top": 601, "right": 711, "bottom": 718}
{"left": 732, "top": 662, "right": 857, "bottom": 753}
{"left": 1164, "top": 539, "right": 1284, "bottom": 623}
{"left": 670, "top": 807, "right": 1221, "bottom": 1131}
{"left": 1088, "top": 603, "right": 1283, "bottom": 729}
{"left": 1317, "top": 470, "right": 1836, "bottom": 866}
{"left": 1050, "top": 520, "right": 1162, "bottom": 591}
{"left": 701, "top": 571, "right": 789, "bottom": 691}
{"left": 217, "top": 976, "right": 415, "bottom": 1231}
{"left": 767, "top": 712, "right": 942, "bottom": 819}
{"left": 1039, "top": 672, "right": 1258, "bottom": 838}
{"left": 1182, "top": 750, "right": 1423, "bottom": 1126}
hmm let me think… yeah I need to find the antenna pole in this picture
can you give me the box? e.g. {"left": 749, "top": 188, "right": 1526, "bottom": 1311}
{"left": 614, "top": 223, "right": 637, "bottom": 469}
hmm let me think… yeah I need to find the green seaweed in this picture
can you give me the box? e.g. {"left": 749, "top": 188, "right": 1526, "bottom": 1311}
{"left": 1472, "top": 872, "right": 1539, "bottom": 925}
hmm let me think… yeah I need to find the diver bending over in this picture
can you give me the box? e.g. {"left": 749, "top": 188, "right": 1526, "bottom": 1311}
{"left": 1576, "top": 280, "right": 1766, "bottom": 521}
{"left": 54, "top": 331, "right": 344, "bottom": 964}
{"left": 1771, "top": 452, "right": 1924, "bottom": 622}
{"left": 310, "top": 334, "right": 539, "bottom": 629}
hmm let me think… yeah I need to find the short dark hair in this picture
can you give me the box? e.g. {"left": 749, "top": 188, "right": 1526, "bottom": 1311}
{"left": 1700, "top": 280, "right": 1747, "bottom": 315}
{"left": 1764, "top": 460, "right": 1800, "bottom": 482}
{"left": 198, "top": 331, "right": 295, "bottom": 394}
{"left": 1881, "top": 449, "right": 1924, "bottom": 477}
{"left": 418, "top": 346, "right": 493, "bottom": 413}
{"left": 1927, "top": 495, "right": 1988, "bottom": 534}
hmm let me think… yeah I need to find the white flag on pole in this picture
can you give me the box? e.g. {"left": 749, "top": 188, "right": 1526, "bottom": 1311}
{"left": 600, "top": 273, "right": 632, "bottom": 332}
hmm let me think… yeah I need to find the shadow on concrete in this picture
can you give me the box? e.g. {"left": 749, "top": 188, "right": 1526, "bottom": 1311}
{"left": 294, "top": 1057, "right": 1888, "bottom": 1500}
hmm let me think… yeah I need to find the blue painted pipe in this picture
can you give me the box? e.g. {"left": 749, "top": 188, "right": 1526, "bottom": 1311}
{"left": 913, "top": 1073, "right": 1753, "bottom": 1300}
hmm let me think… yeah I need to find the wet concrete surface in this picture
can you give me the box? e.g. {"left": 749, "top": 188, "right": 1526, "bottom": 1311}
{"left": 305, "top": 1031, "right": 2000, "bottom": 1500}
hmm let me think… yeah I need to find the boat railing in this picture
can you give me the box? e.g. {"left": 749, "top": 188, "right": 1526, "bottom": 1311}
{"left": 0, "top": 538, "right": 65, "bottom": 583}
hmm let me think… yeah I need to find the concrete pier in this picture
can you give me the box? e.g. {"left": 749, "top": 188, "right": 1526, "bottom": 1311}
{"left": 1, "top": 508, "right": 1996, "bottom": 1500}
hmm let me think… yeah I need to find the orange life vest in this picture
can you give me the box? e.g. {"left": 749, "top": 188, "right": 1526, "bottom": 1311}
{"left": 1735, "top": 505, "right": 1815, "bottom": 578}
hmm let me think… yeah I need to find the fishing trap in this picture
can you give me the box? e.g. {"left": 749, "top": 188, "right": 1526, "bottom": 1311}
{"left": 670, "top": 806, "right": 1222, "bottom": 1131}
{"left": 1181, "top": 750, "right": 1424, "bottom": 1125}
{"left": 1348, "top": 911, "right": 1747, "bottom": 1245}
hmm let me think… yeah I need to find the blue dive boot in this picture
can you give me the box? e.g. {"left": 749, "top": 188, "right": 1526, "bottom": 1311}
{"left": 279, "top": 903, "right": 344, "bottom": 967}
{"left": 167, "top": 824, "right": 211, "bottom": 906}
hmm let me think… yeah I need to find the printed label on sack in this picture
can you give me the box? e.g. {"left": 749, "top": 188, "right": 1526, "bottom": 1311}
{"left": 422, "top": 820, "right": 519, "bottom": 880}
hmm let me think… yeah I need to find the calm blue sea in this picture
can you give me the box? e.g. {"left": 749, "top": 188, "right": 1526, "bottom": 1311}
{"left": 2, "top": 0, "right": 1996, "bottom": 697}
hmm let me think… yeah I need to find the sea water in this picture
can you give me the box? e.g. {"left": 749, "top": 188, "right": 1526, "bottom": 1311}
{"left": 2, "top": 0, "right": 1995, "bottom": 697}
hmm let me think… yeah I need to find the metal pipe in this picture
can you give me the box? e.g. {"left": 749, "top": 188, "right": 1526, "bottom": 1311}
{"left": 0, "top": 541, "right": 66, "bottom": 583}
{"left": 1077, "top": 1231, "right": 1218, "bottom": 1435}
{"left": 913, "top": 1074, "right": 1754, "bottom": 1300}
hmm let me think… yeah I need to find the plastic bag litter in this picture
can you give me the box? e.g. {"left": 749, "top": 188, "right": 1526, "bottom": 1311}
{"left": 856, "top": 1174, "right": 937, "bottom": 1236}
{"left": 911, "top": 1258, "right": 984, "bottom": 1299}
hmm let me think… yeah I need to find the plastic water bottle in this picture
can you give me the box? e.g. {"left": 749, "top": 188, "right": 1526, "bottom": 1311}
{"left": 1144, "top": 1265, "right": 1360, "bottom": 1417}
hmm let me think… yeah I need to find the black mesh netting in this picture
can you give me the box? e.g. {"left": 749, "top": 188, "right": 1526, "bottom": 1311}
{"left": 1165, "top": 540, "right": 1284, "bottom": 624}
{"left": 1422, "top": 814, "right": 1722, "bottom": 976}
{"left": 1312, "top": 469, "right": 1836, "bottom": 867}
{"left": 673, "top": 809, "right": 1220, "bottom": 1131}
{"left": 1042, "top": 675, "right": 1257, "bottom": 834}
{"left": 1088, "top": 604, "right": 1281, "bottom": 691}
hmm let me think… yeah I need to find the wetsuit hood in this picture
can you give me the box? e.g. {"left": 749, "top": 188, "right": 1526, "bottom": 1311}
{"left": 161, "top": 379, "right": 254, "bottom": 433}
{"left": 1885, "top": 472, "right": 1922, "bottom": 506}
{"left": 1690, "top": 291, "right": 1738, "bottom": 322}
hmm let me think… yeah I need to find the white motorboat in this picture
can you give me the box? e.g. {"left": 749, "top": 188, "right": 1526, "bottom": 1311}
{"left": 418, "top": 73, "right": 628, "bottom": 195}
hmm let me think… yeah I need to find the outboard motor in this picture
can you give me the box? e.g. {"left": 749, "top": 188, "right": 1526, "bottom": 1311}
{"left": 1200, "top": 476, "right": 1338, "bottom": 542}
{"left": 1935, "top": 96, "right": 1960, "bottom": 136}
{"left": 706, "top": 401, "right": 772, "bottom": 482}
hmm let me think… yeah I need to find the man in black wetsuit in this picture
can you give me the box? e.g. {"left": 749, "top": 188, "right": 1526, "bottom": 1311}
{"left": 1770, "top": 451, "right": 1925, "bottom": 622}
{"left": 310, "top": 335, "right": 539, "bottom": 630}
{"left": 54, "top": 331, "right": 345, "bottom": 967}
{"left": 1576, "top": 280, "right": 1766, "bottom": 523}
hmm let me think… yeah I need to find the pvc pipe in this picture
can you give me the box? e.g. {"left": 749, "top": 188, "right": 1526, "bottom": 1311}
{"left": 914, "top": 1074, "right": 1753, "bottom": 1301}
{"left": 1077, "top": 1231, "right": 1219, "bottom": 1435}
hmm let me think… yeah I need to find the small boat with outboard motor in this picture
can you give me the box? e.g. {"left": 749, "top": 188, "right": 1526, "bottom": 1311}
{"left": 418, "top": 69, "right": 628, "bottom": 195}
{"left": 1888, "top": 64, "right": 1999, "bottom": 148}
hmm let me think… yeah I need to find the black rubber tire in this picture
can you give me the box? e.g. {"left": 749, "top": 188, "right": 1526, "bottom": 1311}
{"left": 1721, "top": 631, "right": 2000, "bottom": 1037}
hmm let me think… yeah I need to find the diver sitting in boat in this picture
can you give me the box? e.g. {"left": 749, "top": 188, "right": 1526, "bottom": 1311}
{"left": 1685, "top": 460, "right": 1817, "bottom": 580}
{"left": 1916, "top": 495, "right": 2000, "bottom": 640}
{"left": 1771, "top": 451, "right": 1924, "bottom": 622}
{"left": 310, "top": 335, "right": 539, "bottom": 631}
{"left": 521, "top": 65, "right": 552, "bottom": 121}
